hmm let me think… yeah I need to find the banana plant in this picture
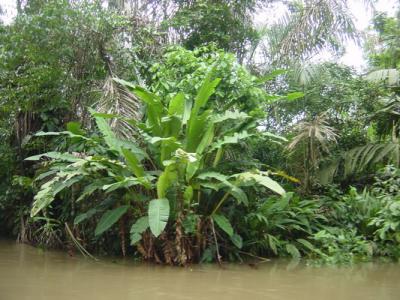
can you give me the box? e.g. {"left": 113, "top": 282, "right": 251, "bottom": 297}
{"left": 116, "top": 76, "right": 285, "bottom": 243}
{"left": 27, "top": 75, "right": 286, "bottom": 263}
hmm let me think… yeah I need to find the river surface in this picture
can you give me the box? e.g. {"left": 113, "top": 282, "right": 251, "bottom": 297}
{"left": 1, "top": 240, "right": 400, "bottom": 300}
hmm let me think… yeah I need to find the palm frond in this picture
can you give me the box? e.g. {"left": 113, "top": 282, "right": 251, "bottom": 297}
{"left": 266, "top": 0, "right": 358, "bottom": 64}
{"left": 96, "top": 75, "right": 142, "bottom": 139}
{"left": 287, "top": 114, "right": 338, "bottom": 153}
{"left": 318, "top": 142, "right": 400, "bottom": 184}
{"left": 365, "top": 69, "right": 400, "bottom": 86}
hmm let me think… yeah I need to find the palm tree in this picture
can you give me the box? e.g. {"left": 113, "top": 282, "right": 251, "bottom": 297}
{"left": 287, "top": 113, "right": 338, "bottom": 191}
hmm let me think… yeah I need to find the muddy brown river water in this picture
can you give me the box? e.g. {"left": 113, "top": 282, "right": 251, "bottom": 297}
{"left": 1, "top": 239, "right": 400, "bottom": 300}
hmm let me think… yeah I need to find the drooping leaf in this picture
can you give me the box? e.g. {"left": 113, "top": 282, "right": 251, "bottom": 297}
{"left": 237, "top": 172, "right": 285, "bottom": 195}
{"left": 212, "top": 214, "right": 233, "bottom": 237}
{"left": 31, "top": 171, "right": 83, "bottom": 217}
{"left": 231, "top": 233, "right": 243, "bottom": 249}
{"left": 197, "top": 172, "right": 248, "bottom": 205}
{"left": 91, "top": 110, "right": 119, "bottom": 152}
{"left": 130, "top": 216, "right": 149, "bottom": 234}
{"left": 148, "top": 199, "right": 170, "bottom": 237}
{"left": 95, "top": 205, "right": 129, "bottom": 237}
{"left": 122, "top": 148, "right": 145, "bottom": 178}
{"left": 74, "top": 208, "right": 97, "bottom": 225}
{"left": 130, "top": 216, "right": 149, "bottom": 245}
{"left": 286, "top": 243, "right": 301, "bottom": 259}
{"left": 76, "top": 179, "right": 113, "bottom": 202}
{"left": 102, "top": 177, "right": 141, "bottom": 193}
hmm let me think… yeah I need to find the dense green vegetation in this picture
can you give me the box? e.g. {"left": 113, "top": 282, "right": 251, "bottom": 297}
{"left": 1, "top": 0, "right": 400, "bottom": 265}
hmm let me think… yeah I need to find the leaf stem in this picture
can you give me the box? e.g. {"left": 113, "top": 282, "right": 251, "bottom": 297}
{"left": 211, "top": 191, "right": 230, "bottom": 215}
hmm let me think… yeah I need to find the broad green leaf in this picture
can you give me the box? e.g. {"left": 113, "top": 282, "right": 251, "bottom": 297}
{"left": 102, "top": 177, "right": 140, "bottom": 193}
{"left": 131, "top": 86, "right": 164, "bottom": 136}
{"left": 160, "top": 138, "right": 181, "bottom": 162}
{"left": 197, "top": 172, "right": 248, "bottom": 205}
{"left": 91, "top": 110, "right": 119, "bottom": 152}
{"left": 157, "top": 165, "right": 178, "bottom": 199}
{"left": 168, "top": 92, "right": 185, "bottom": 116}
{"left": 211, "top": 131, "right": 253, "bottom": 150}
{"left": 91, "top": 112, "right": 120, "bottom": 119}
{"left": 237, "top": 172, "right": 285, "bottom": 195}
{"left": 74, "top": 208, "right": 97, "bottom": 225}
{"left": 122, "top": 148, "right": 145, "bottom": 178}
{"left": 117, "top": 140, "right": 147, "bottom": 161}
{"left": 197, "top": 171, "right": 229, "bottom": 182}
{"left": 163, "top": 115, "right": 182, "bottom": 138}
{"left": 212, "top": 214, "right": 233, "bottom": 237}
{"left": 25, "top": 152, "right": 81, "bottom": 162}
{"left": 186, "top": 75, "right": 220, "bottom": 151}
{"left": 186, "top": 159, "right": 201, "bottom": 182}
{"left": 95, "top": 205, "right": 129, "bottom": 237}
{"left": 230, "top": 186, "right": 248, "bottom": 206}
{"left": 231, "top": 233, "right": 243, "bottom": 249}
{"left": 35, "top": 131, "right": 90, "bottom": 141}
{"left": 130, "top": 216, "right": 149, "bottom": 245}
{"left": 196, "top": 123, "right": 214, "bottom": 154}
{"left": 66, "top": 121, "right": 85, "bottom": 135}
{"left": 35, "top": 169, "right": 58, "bottom": 181}
{"left": 192, "top": 76, "right": 221, "bottom": 116}
{"left": 182, "top": 97, "right": 192, "bottom": 125}
{"left": 130, "top": 216, "right": 149, "bottom": 234}
{"left": 213, "top": 110, "right": 249, "bottom": 123}
{"left": 148, "top": 199, "right": 170, "bottom": 237}
{"left": 76, "top": 179, "right": 113, "bottom": 202}
{"left": 263, "top": 132, "right": 287, "bottom": 142}
{"left": 113, "top": 77, "right": 136, "bottom": 89}
{"left": 130, "top": 233, "right": 142, "bottom": 245}
{"left": 285, "top": 92, "right": 304, "bottom": 101}
{"left": 186, "top": 110, "right": 211, "bottom": 152}
{"left": 183, "top": 185, "right": 194, "bottom": 204}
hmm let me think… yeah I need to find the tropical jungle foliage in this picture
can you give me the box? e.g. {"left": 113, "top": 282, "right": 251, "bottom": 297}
{"left": 1, "top": 0, "right": 400, "bottom": 265}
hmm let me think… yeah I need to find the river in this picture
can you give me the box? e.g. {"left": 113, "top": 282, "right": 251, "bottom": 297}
{"left": 0, "top": 239, "right": 399, "bottom": 300}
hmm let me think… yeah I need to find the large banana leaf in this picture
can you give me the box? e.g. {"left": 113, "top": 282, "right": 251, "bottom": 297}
{"left": 186, "top": 75, "right": 220, "bottom": 152}
{"left": 148, "top": 198, "right": 170, "bottom": 237}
